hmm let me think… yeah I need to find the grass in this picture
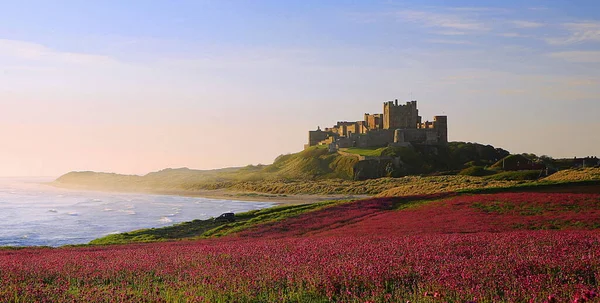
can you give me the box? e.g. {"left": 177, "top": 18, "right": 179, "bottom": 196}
{"left": 484, "top": 169, "right": 543, "bottom": 181}
{"left": 90, "top": 200, "right": 347, "bottom": 245}
{"left": 457, "top": 179, "right": 600, "bottom": 194}
{"left": 543, "top": 167, "right": 600, "bottom": 182}
{"left": 458, "top": 166, "right": 496, "bottom": 177}
{"left": 342, "top": 147, "right": 387, "bottom": 157}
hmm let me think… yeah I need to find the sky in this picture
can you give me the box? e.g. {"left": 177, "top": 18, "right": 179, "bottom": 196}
{"left": 1, "top": 0, "right": 599, "bottom": 177}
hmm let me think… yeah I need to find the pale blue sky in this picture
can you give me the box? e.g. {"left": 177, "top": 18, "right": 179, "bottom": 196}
{"left": 1, "top": 1, "right": 599, "bottom": 176}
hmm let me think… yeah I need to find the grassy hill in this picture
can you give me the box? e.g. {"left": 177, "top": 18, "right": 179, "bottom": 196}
{"left": 55, "top": 142, "right": 599, "bottom": 198}
{"left": 56, "top": 147, "right": 359, "bottom": 192}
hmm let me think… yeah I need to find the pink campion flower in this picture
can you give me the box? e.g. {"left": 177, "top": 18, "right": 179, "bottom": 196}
{"left": 583, "top": 290, "right": 597, "bottom": 300}
{"left": 546, "top": 295, "right": 557, "bottom": 303}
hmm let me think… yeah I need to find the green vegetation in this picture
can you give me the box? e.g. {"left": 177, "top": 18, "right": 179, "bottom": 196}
{"left": 343, "top": 147, "right": 387, "bottom": 157}
{"left": 90, "top": 200, "right": 343, "bottom": 245}
{"left": 484, "top": 170, "right": 542, "bottom": 181}
{"left": 490, "top": 154, "right": 534, "bottom": 169}
{"left": 55, "top": 141, "right": 600, "bottom": 199}
{"left": 544, "top": 167, "right": 600, "bottom": 182}
{"left": 458, "top": 166, "right": 496, "bottom": 177}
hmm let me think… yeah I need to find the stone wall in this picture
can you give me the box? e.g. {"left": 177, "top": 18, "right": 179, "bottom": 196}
{"left": 383, "top": 100, "right": 421, "bottom": 129}
{"left": 393, "top": 128, "right": 441, "bottom": 145}
{"left": 308, "top": 129, "right": 330, "bottom": 146}
{"left": 306, "top": 100, "right": 447, "bottom": 148}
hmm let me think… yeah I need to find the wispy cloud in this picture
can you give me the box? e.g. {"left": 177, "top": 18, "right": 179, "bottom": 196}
{"left": 548, "top": 51, "right": 600, "bottom": 63}
{"left": 545, "top": 22, "right": 600, "bottom": 45}
{"left": 0, "top": 39, "right": 117, "bottom": 66}
{"left": 425, "top": 39, "right": 475, "bottom": 45}
{"left": 433, "top": 30, "right": 467, "bottom": 36}
{"left": 510, "top": 20, "right": 544, "bottom": 28}
{"left": 499, "top": 32, "right": 529, "bottom": 38}
{"left": 447, "top": 7, "right": 509, "bottom": 13}
{"left": 392, "top": 10, "right": 489, "bottom": 31}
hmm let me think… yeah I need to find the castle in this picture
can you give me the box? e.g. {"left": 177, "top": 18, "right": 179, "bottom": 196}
{"left": 306, "top": 100, "right": 447, "bottom": 149}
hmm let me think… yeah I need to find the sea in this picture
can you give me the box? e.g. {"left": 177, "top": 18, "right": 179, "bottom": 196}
{"left": 0, "top": 177, "right": 275, "bottom": 247}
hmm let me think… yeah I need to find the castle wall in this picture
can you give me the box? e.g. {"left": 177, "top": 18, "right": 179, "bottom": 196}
{"left": 364, "top": 113, "right": 383, "bottom": 130}
{"left": 308, "top": 129, "right": 330, "bottom": 146}
{"left": 383, "top": 100, "right": 421, "bottom": 129}
{"left": 393, "top": 128, "right": 441, "bottom": 145}
{"left": 307, "top": 100, "right": 447, "bottom": 148}
{"left": 433, "top": 116, "right": 448, "bottom": 143}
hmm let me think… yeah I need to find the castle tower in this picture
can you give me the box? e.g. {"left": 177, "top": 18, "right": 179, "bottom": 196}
{"left": 383, "top": 100, "right": 421, "bottom": 129}
{"left": 433, "top": 116, "right": 448, "bottom": 143}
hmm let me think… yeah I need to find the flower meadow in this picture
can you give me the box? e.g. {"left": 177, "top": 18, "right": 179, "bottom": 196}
{"left": 1, "top": 193, "right": 600, "bottom": 302}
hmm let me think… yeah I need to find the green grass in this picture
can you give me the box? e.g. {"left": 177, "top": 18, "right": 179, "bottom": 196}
{"left": 343, "top": 147, "right": 387, "bottom": 157}
{"left": 457, "top": 179, "right": 600, "bottom": 195}
{"left": 458, "top": 166, "right": 496, "bottom": 177}
{"left": 484, "top": 170, "right": 543, "bottom": 181}
{"left": 90, "top": 200, "right": 348, "bottom": 245}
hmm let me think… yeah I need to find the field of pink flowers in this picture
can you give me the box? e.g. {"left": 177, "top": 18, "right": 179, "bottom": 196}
{"left": 239, "top": 192, "right": 600, "bottom": 238}
{"left": 1, "top": 192, "right": 599, "bottom": 302}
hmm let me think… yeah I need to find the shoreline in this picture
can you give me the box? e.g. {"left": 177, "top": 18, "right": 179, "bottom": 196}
{"left": 49, "top": 182, "right": 368, "bottom": 205}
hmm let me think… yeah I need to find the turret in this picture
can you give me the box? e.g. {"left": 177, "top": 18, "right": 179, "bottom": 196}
{"left": 433, "top": 116, "right": 448, "bottom": 143}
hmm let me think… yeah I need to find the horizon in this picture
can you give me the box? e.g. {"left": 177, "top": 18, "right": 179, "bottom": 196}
{"left": 1, "top": 0, "right": 599, "bottom": 177}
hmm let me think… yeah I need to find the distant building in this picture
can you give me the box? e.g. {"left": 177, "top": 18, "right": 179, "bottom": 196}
{"left": 572, "top": 156, "right": 600, "bottom": 168}
{"left": 306, "top": 100, "right": 447, "bottom": 149}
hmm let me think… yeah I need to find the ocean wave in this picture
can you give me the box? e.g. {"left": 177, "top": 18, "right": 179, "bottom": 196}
{"left": 158, "top": 217, "right": 172, "bottom": 223}
{"left": 117, "top": 210, "right": 136, "bottom": 215}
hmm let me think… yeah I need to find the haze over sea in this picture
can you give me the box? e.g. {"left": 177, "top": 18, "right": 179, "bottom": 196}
{"left": 0, "top": 178, "right": 274, "bottom": 247}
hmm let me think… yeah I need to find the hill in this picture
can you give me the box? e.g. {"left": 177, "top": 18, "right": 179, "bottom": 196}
{"left": 53, "top": 141, "right": 512, "bottom": 192}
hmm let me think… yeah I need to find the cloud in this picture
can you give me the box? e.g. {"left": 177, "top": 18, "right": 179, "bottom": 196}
{"left": 545, "top": 22, "right": 600, "bottom": 45}
{"left": 510, "top": 20, "right": 544, "bottom": 28}
{"left": 448, "top": 7, "right": 508, "bottom": 13}
{"left": 392, "top": 10, "right": 489, "bottom": 31}
{"left": 547, "top": 51, "right": 600, "bottom": 63}
{"left": 0, "top": 39, "right": 117, "bottom": 66}
{"left": 528, "top": 7, "right": 549, "bottom": 11}
{"left": 425, "top": 39, "right": 475, "bottom": 45}
{"left": 499, "top": 32, "right": 529, "bottom": 38}
{"left": 433, "top": 30, "right": 467, "bottom": 36}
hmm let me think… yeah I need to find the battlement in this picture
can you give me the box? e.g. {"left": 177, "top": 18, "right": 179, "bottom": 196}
{"left": 307, "top": 99, "right": 447, "bottom": 148}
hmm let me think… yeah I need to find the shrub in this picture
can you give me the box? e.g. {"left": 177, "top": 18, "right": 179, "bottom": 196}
{"left": 485, "top": 170, "right": 542, "bottom": 181}
{"left": 458, "top": 166, "right": 495, "bottom": 177}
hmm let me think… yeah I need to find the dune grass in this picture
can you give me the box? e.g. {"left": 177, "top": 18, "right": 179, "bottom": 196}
{"left": 543, "top": 167, "right": 600, "bottom": 182}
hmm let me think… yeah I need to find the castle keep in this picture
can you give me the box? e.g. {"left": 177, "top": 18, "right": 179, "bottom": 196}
{"left": 307, "top": 100, "right": 447, "bottom": 149}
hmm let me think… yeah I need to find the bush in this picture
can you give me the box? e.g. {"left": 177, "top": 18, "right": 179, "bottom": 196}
{"left": 485, "top": 170, "right": 542, "bottom": 181}
{"left": 458, "top": 166, "right": 495, "bottom": 177}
